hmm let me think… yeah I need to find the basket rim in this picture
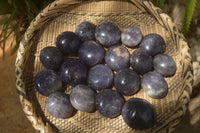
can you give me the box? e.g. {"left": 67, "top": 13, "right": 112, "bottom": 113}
{"left": 15, "top": 0, "right": 193, "bottom": 132}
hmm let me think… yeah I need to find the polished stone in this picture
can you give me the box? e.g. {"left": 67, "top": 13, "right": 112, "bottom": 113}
{"left": 121, "top": 26, "right": 142, "bottom": 47}
{"left": 140, "top": 33, "right": 165, "bottom": 56}
{"left": 87, "top": 64, "right": 113, "bottom": 90}
{"left": 95, "top": 22, "right": 121, "bottom": 47}
{"left": 34, "top": 69, "right": 62, "bottom": 96}
{"left": 130, "top": 48, "right": 153, "bottom": 75}
{"left": 105, "top": 45, "right": 130, "bottom": 71}
{"left": 46, "top": 92, "right": 74, "bottom": 118}
{"left": 141, "top": 72, "right": 168, "bottom": 99}
{"left": 70, "top": 85, "right": 96, "bottom": 112}
{"left": 153, "top": 54, "right": 176, "bottom": 76}
{"left": 96, "top": 89, "right": 124, "bottom": 118}
{"left": 122, "top": 98, "right": 154, "bottom": 130}
{"left": 114, "top": 69, "right": 140, "bottom": 96}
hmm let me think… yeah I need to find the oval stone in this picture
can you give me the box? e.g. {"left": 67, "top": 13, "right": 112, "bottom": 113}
{"left": 70, "top": 85, "right": 96, "bottom": 112}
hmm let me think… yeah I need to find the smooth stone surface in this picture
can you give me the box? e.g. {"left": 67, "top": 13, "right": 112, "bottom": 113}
{"left": 40, "top": 46, "right": 64, "bottom": 70}
{"left": 60, "top": 58, "right": 87, "bottom": 85}
{"left": 122, "top": 98, "right": 154, "bottom": 130}
{"left": 34, "top": 69, "right": 62, "bottom": 96}
{"left": 140, "top": 33, "right": 165, "bottom": 56}
{"left": 141, "top": 72, "right": 168, "bottom": 99}
{"left": 87, "top": 64, "right": 113, "bottom": 90}
{"left": 153, "top": 54, "right": 176, "bottom": 76}
{"left": 78, "top": 41, "right": 105, "bottom": 66}
{"left": 46, "top": 92, "right": 74, "bottom": 118}
{"left": 114, "top": 69, "right": 140, "bottom": 96}
{"left": 56, "top": 31, "right": 81, "bottom": 55}
{"left": 105, "top": 45, "right": 130, "bottom": 71}
{"left": 95, "top": 22, "right": 121, "bottom": 47}
{"left": 130, "top": 48, "right": 153, "bottom": 75}
{"left": 70, "top": 85, "right": 96, "bottom": 112}
{"left": 121, "top": 26, "right": 142, "bottom": 47}
{"left": 75, "top": 21, "right": 96, "bottom": 41}
{"left": 96, "top": 89, "right": 124, "bottom": 118}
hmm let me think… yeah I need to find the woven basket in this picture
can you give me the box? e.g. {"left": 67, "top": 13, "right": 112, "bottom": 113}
{"left": 15, "top": 0, "right": 193, "bottom": 132}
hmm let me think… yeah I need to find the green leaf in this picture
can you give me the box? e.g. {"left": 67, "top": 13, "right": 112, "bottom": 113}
{"left": 156, "top": 0, "right": 165, "bottom": 9}
{"left": 0, "top": 0, "right": 12, "bottom": 15}
{"left": 183, "top": 0, "right": 197, "bottom": 35}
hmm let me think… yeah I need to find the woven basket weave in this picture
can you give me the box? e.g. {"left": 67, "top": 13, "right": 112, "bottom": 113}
{"left": 15, "top": 0, "right": 193, "bottom": 132}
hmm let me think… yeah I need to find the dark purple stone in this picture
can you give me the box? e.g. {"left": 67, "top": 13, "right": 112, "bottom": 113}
{"left": 78, "top": 41, "right": 105, "bottom": 66}
{"left": 46, "top": 92, "right": 74, "bottom": 118}
{"left": 105, "top": 45, "right": 130, "bottom": 71}
{"left": 87, "top": 64, "right": 113, "bottom": 90}
{"left": 121, "top": 26, "right": 142, "bottom": 47}
{"left": 56, "top": 31, "right": 81, "bottom": 55}
{"left": 96, "top": 89, "right": 124, "bottom": 118}
{"left": 114, "top": 69, "right": 140, "bottom": 96}
{"left": 34, "top": 69, "right": 62, "bottom": 96}
{"left": 122, "top": 98, "right": 154, "bottom": 130}
{"left": 70, "top": 85, "right": 96, "bottom": 112}
{"left": 60, "top": 58, "right": 87, "bottom": 85}
{"left": 153, "top": 54, "right": 176, "bottom": 76}
{"left": 130, "top": 48, "right": 153, "bottom": 75}
{"left": 141, "top": 72, "right": 168, "bottom": 99}
{"left": 95, "top": 22, "right": 121, "bottom": 47}
{"left": 140, "top": 33, "right": 165, "bottom": 56}
{"left": 40, "top": 46, "right": 64, "bottom": 70}
{"left": 75, "top": 21, "right": 96, "bottom": 41}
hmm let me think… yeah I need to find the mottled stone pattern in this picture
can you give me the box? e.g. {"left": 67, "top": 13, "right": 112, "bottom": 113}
{"left": 56, "top": 31, "right": 81, "bottom": 55}
{"left": 122, "top": 98, "right": 154, "bottom": 130}
{"left": 78, "top": 41, "right": 105, "bottom": 66}
{"left": 75, "top": 21, "right": 96, "bottom": 41}
{"left": 130, "top": 48, "right": 153, "bottom": 75}
{"left": 34, "top": 69, "right": 62, "bottom": 96}
{"left": 105, "top": 45, "right": 130, "bottom": 71}
{"left": 40, "top": 46, "right": 64, "bottom": 70}
{"left": 96, "top": 89, "right": 124, "bottom": 118}
{"left": 87, "top": 64, "right": 113, "bottom": 90}
{"left": 46, "top": 92, "right": 74, "bottom": 118}
{"left": 70, "top": 85, "right": 96, "bottom": 112}
{"left": 95, "top": 22, "right": 121, "bottom": 47}
{"left": 60, "top": 58, "right": 87, "bottom": 85}
{"left": 141, "top": 72, "right": 168, "bottom": 99}
{"left": 121, "top": 26, "right": 142, "bottom": 47}
{"left": 140, "top": 33, "right": 166, "bottom": 56}
{"left": 114, "top": 69, "right": 140, "bottom": 96}
{"left": 153, "top": 54, "right": 176, "bottom": 76}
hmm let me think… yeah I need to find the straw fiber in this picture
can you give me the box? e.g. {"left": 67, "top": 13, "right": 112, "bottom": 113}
{"left": 15, "top": 0, "right": 193, "bottom": 132}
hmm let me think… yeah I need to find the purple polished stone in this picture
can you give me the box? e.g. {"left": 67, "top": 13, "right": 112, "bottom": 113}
{"left": 121, "top": 26, "right": 142, "bottom": 47}
{"left": 114, "top": 69, "right": 140, "bottom": 96}
{"left": 153, "top": 54, "right": 176, "bottom": 76}
{"left": 60, "top": 58, "right": 87, "bottom": 85}
{"left": 46, "top": 92, "right": 74, "bottom": 118}
{"left": 96, "top": 89, "right": 124, "bottom": 118}
{"left": 105, "top": 45, "right": 130, "bottom": 71}
{"left": 75, "top": 21, "right": 96, "bottom": 41}
{"left": 87, "top": 64, "right": 113, "bottom": 90}
{"left": 122, "top": 98, "right": 154, "bottom": 130}
{"left": 78, "top": 41, "right": 105, "bottom": 66}
{"left": 70, "top": 84, "right": 96, "bottom": 112}
{"left": 40, "top": 46, "right": 64, "bottom": 70}
{"left": 130, "top": 48, "right": 153, "bottom": 75}
{"left": 141, "top": 72, "right": 168, "bottom": 99}
{"left": 34, "top": 69, "right": 62, "bottom": 96}
{"left": 95, "top": 22, "right": 121, "bottom": 47}
{"left": 140, "top": 33, "right": 165, "bottom": 56}
{"left": 56, "top": 31, "right": 81, "bottom": 55}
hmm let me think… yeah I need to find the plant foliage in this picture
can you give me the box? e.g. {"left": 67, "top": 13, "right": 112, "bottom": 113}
{"left": 156, "top": 0, "right": 165, "bottom": 9}
{"left": 183, "top": 0, "right": 197, "bottom": 35}
{"left": 0, "top": 0, "right": 54, "bottom": 57}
